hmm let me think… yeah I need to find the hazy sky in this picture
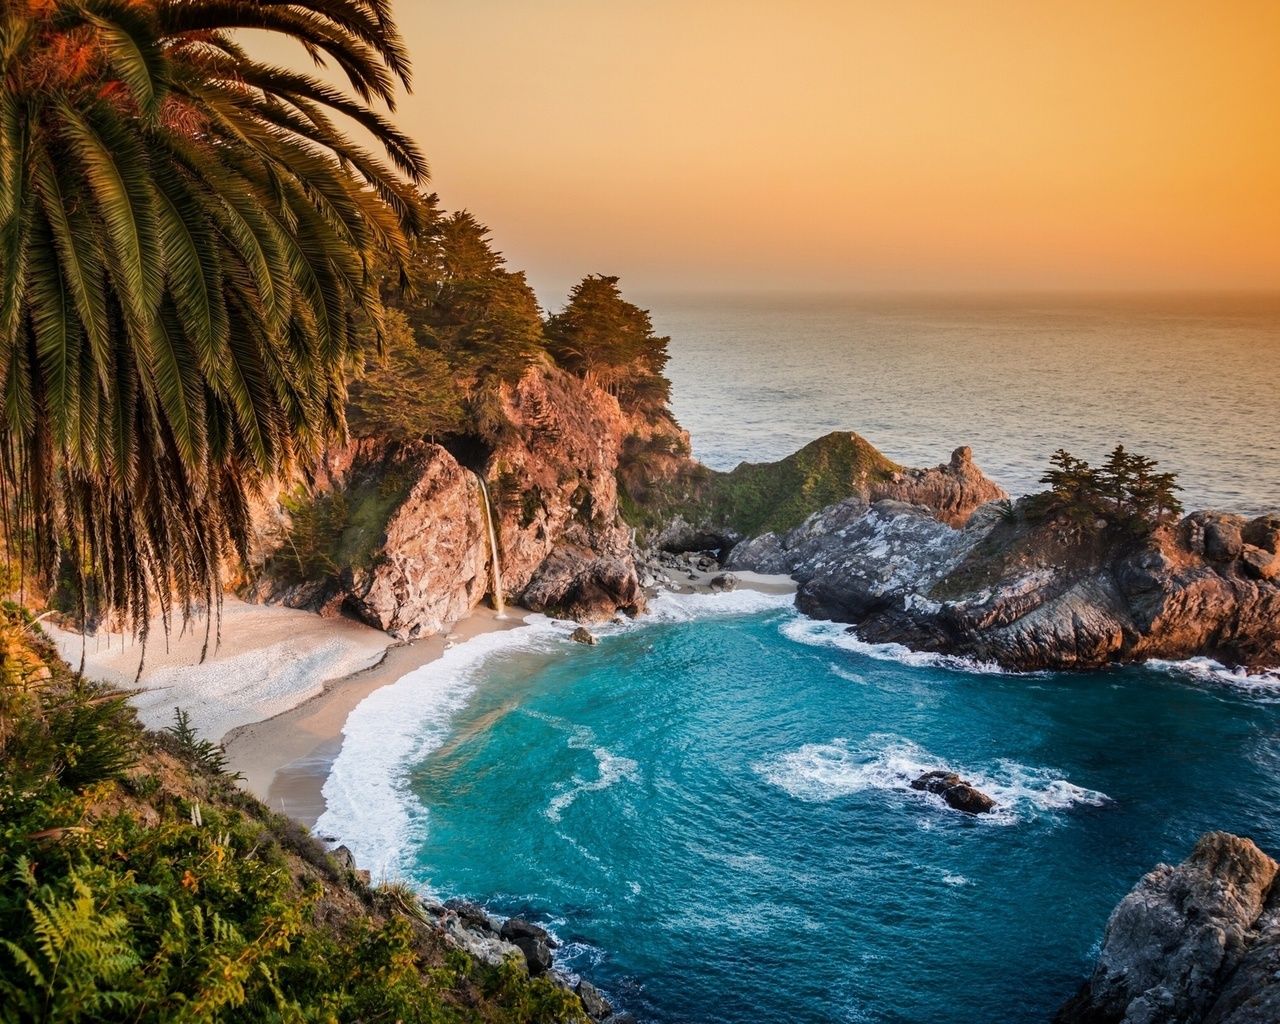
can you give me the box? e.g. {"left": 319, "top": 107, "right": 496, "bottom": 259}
{"left": 282, "top": 2, "right": 1280, "bottom": 302}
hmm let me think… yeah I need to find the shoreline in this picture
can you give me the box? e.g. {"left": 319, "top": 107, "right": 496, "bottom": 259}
{"left": 227, "top": 567, "right": 795, "bottom": 828}
{"left": 223, "top": 606, "right": 529, "bottom": 826}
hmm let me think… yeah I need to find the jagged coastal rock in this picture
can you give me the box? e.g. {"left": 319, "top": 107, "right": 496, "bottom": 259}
{"left": 909, "top": 770, "right": 996, "bottom": 814}
{"left": 1055, "top": 832, "right": 1280, "bottom": 1024}
{"left": 726, "top": 458, "right": 1280, "bottom": 672}
{"left": 251, "top": 364, "right": 648, "bottom": 633}
{"left": 248, "top": 358, "right": 1279, "bottom": 673}
{"left": 867, "top": 446, "right": 1010, "bottom": 527}
{"left": 425, "top": 898, "right": 619, "bottom": 1021}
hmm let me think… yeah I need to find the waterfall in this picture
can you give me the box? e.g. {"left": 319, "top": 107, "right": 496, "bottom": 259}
{"left": 475, "top": 476, "right": 506, "bottom": 615}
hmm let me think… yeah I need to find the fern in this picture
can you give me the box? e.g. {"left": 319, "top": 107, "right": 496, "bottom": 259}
{"left": 165, "top": 708, "right": 240, "bottom": 779}
{"left": 1, "top": 875, "right": 141, "bottom": 1021}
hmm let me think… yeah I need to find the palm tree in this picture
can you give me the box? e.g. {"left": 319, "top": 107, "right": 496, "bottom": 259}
{"left": 0, "top": 0, "right": 429, "bottom": 649}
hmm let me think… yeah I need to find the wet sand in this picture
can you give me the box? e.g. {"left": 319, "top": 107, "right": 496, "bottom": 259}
{"left": 223, "top": 607, "right": 528, "bottom": 826}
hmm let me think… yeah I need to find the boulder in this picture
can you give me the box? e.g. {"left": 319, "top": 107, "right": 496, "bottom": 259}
{"left": 331, "top": 845, "right": 357, "bottom": 871}
{"left": 1240, "top": 545, "right": 1279, "bottom": 581}
{"left": 575, "top": 979, "right": 614, "bottom": 1020}
{"left": 437, "top": 901, "right": 524, "bottom": 969}
{"left": 499, "top": 918, "right": 556, "bottom": 976}
{"left": 521, "top": 546, "right": 646, "bottom": 623}
{"left": 569, "top": 626, "right": 599, "bottom": 645}
{"left": 1205, "top": 518, "right": 1246, "bottom": 562}
{"left": 444, "top": 898, "right": 500, "bottom": 935}
{"left": 910, "top": 771, "right": 996, "bottom": 814}
{"left": 709, "top": 573, "right": 739, "bottom": 592}
{"left": 1055, "top": 832, "right": 1280, "bottom": 1024}
{"left": 1244, "top": 515, "right": 1280, "bottom": 555}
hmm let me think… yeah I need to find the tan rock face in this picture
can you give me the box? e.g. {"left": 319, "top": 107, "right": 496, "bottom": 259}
{"left": 250, "top": 364, "right": 647, "bottom": 634}
{"left": 868, "top": 446, "right": 1009, "bottom": 527}
{"left": 345, "top": 446, "right": 489, "bottom": 637}
{"left": 484, "top": 365, "right": 645, "bottom": 621}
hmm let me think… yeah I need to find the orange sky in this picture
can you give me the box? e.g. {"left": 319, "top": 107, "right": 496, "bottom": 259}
{"left": 275, "top": 1, "right": 1280, "bottom": 300}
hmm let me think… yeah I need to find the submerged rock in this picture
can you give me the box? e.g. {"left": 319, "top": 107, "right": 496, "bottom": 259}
{"left": 910, "top": 771, "right": 996, "bottom": 814}
{"left": 1055, "top": 832, "right": 1280, "bottom": 1024}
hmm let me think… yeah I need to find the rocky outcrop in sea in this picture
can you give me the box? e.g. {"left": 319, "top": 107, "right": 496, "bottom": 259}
{"left": 727, "top": 464, "right": 1280, "bottom": 672}
{"left": 1055, "top": 832, "right": 1280, "bottom": 1024}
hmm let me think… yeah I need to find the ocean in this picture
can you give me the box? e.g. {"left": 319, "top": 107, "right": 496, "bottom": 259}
{"left": 650, "top": 293, "right": 1280, "bottom": 515}
{"left": 317, "top": 294, "right": 1280, "bottom": 1024}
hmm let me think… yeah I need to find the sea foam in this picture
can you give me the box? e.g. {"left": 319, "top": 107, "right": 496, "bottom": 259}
{"left": 317, "top": 587, "right": 794, "bottom": 878}
{"left": 753, "top": 734, "right": 1109, "bottom": 825}
{"left": 1146, "top": 657, "right": 1280, "bottom": 698}
{"left": 316, "top": 620, "right": 560, "bottom": 880}
{"left": 780, "top": 617, "right": 1010, "bottom": 675}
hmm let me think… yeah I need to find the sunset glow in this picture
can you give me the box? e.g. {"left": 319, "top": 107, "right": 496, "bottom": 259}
{"left": 378, "top": 1, "right": 1280, "bottom": 297}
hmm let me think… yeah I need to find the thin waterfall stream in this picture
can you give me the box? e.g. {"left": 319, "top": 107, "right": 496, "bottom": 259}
{"left": 475, "top": 476, "right": 506, "bottom": 615}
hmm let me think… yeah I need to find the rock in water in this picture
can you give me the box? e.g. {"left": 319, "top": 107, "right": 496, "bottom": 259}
{"left": 1055, "top": 832, "right": 1280, "bottom": 1024}
{"left": 909, "top": 770, "right": 996, "bottom": 814}
{"left": 569, "top": 626, "right": 598, "bottom": 645}
{"left": 575, "top": 979, "right": 614, "bottom": 1020}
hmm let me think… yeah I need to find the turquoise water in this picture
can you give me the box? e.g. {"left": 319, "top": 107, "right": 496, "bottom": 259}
{"left": 320, "top": 595, "right": 1280, "bottom": 1024}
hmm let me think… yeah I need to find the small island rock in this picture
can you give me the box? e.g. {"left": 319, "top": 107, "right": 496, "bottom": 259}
{"left": 569, "top": 626, "right": 598, "bottom": 645}
{"left": 910, "top": 770, "right": 996, "bottom": 814}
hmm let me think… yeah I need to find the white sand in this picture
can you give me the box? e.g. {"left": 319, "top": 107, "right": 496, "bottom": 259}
{"left": 47, "top": 596, "right": 392, "bottom": 743}
{"left": 49, "top": 570, "right": 797, "bottom": 829}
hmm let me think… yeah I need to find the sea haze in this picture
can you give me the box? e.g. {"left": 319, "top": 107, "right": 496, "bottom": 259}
{"left": 645, "top": 292, "right": 1280, "bottom": 516}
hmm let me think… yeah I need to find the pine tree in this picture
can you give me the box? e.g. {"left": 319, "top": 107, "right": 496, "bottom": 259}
{"left": 545, "top": 276, "right": 671, "bottom": 414}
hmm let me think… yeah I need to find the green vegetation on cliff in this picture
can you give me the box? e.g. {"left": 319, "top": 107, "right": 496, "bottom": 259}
{"left": 621, "top": 431, "right": 901, "bottom": 542}
{"left": 704, "top": 432, "right": 902, "bottom": 536}
{"left": 1025, "top": 445, "right": 1183, "bottom": 536}
{"left": 0, "top": 606, "right": 585, "bottom": 1023}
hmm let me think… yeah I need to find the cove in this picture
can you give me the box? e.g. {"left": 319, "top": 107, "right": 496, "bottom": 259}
{"left": 322, "top": 593, "right": 1280, "bottom": 1024}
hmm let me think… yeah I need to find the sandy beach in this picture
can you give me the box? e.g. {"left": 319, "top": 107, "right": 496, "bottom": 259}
{"left": 53, "top": 571, "right": 794, "bottom": 830}
{"left": 223, "top": 607, "right": 527, "bottom": 826}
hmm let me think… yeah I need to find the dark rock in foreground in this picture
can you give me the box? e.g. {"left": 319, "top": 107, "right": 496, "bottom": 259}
{"left": 910, "top": 770, "right": 996, "bottom": 814}
{"left": 575, "top": 978, "right": 614, "bottom": 1020}
{"left": 1055, "top": 832, "right": 1280, "bottom": 1024}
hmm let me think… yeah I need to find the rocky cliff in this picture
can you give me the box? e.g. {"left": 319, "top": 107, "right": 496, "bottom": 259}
{"left": 1056, "top": 832, "right": 1280, "bottom": 1024}
{"left": 250, "top": 361, "right": 648, "bottom": 635}
{"left": 649, "top": 437, "right": 1006, "bottom": 555}
{"left": 728, "top": 485, "right": 1280, "bottom": 672}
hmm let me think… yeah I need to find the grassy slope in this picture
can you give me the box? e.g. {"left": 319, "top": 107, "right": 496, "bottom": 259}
{"left": 0, "top": 606, "right": 586, "bottom": 1024}
{"left": 624, "top": 431, "right": 902, "bottom": 541}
